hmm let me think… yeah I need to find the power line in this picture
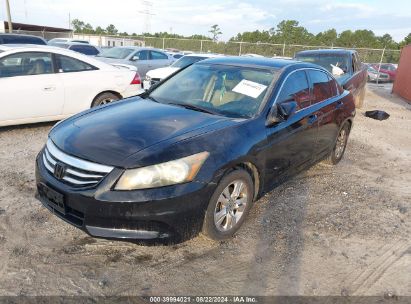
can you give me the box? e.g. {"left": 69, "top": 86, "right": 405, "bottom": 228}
{"left": 138, "top": 0, "right": 155, "bottom": 33}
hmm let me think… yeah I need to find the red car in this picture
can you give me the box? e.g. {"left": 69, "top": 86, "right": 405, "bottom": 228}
{"left": 372, "top": 63, "right": 397, "bottom": 81}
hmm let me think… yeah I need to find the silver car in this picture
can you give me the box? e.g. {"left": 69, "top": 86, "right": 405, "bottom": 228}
{"left": 95, "top": 47, "right": 173, "bottom": 77}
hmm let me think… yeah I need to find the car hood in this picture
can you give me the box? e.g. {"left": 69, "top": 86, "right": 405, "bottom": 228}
{"left": 49, "top": 98, "right": 230, "bottom": 167}
{"left": 147, "top": 66, "right": 180, "bottom": 79}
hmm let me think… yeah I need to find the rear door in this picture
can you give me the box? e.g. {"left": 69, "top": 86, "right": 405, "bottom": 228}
{"left": 264, "top": 69, "right": 318, "bottom": 186}
{"left": 307, "top": 69, "right": 340, "bottom": 157}
{"left": 0, "top": 51, "right": 65, "bottom": 123}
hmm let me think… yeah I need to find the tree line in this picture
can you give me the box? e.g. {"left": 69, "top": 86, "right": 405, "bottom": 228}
{"left": 72, "top": 19, "right": 411, "bottom": 50}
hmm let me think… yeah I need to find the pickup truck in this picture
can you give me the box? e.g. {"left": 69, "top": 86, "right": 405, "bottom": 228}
{"left": 295, "top": 49, "right": 367, "bottom": 108}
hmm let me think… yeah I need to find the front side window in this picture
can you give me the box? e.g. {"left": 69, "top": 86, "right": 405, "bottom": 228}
{"left": 150, "top": 64, "right": 277, "bottom": 118}
{"left": 308, "top": 70, "right": 333, "bottom": 104}
{"left": 135, "top": 50, "right": 149, "bottom": 60}
{"left": 55, "top": 54, "right": 96, "bottom": 73}
{"left": 277, "top": 70, "right": 310, "bottom": 110}
{"left": 150, "top": 51, "right": 168, "bottom": 60}
{"left": 0, "top": 52, "right": 53, "bottom": 77}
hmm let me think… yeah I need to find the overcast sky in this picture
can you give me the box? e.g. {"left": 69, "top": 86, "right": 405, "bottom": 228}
{"left": 1, "top": 0, "right": 410, "bottom": 42}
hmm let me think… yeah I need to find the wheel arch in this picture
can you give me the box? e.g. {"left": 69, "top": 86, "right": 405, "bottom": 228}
{"left": 91, "top": 90, "right": 123, "bottom": 107}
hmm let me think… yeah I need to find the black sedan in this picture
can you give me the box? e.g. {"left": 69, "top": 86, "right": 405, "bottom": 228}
{"left": 35, "top": 57, "right": 355, "bottom": 243}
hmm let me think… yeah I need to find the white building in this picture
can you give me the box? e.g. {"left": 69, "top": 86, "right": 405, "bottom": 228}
{"left": 73, "top": 34, "right": 144, "bottom": 47}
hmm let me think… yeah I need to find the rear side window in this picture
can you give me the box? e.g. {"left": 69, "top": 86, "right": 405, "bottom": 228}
{"left": 150, "top": 51, "right": 168, "bottom": 60}
{"left": 308, "top": 70, "right": 333, "bottom": 104}
{"left": 70, "top": 45, "right": 99, "bottom": 56}
{"left": 0, "top": 52, "right": 53, "bottom": 77}
{"left": 55, "top": 54, "right": 96, "bottom": 73}
{"left": 277, "top": 70, "right": 310, "bottom": 110}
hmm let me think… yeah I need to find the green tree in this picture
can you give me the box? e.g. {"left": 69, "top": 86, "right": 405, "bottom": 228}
{"left": 95, "top": 26, "right": 106, "bottom": 35}
{"left": 209, "top": 24, "right": 222, "bottom": 42}
{"left": 271, "top": 20, "right": 313, "bottom": 44}
{"left": 106, "top": 24, "right": 118, "bottom": 35}
{"left": 82, "top": 23, "right": 94, "bottom": 34}
{"left": 71, "top": 19, "right": 85, "bottom": 33}
{"left": 399, "top": 33, "right": 411, "bottom": 47}
{"left": 315, "top": 29, "right": 337, "bottom": 46}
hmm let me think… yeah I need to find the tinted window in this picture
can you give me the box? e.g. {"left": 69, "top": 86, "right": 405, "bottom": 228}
{"left": 70, "top": 45, "right": 99, "bottom": 56}
{"left": 55, "top": 55, "right": 96, "bottom": 73}
{"left": 308, "top": 70, "right": 333, "bottom": 104}
{"left": 0, "top": 52, "right": 53, "bottom": 77}
{"left": 150, "top": 51, "right": 168, "bottom": 60}
{"left": 0, "top": 35, "right": 46, "bottom": 45}
{"left": 277, "top": 71, "right": 310, "bottom": 110}
{"left": 296, "top": 54, "right": 350, "bottom": 75}
{"left": 328, "top": 75, "right": 338, "bottom": 97}
{"left": 136, "top": 50, "right": 149, "bottom": 60}
{"left": 150, "top": 64, "right": 276, "bottom": 118}
{"left": 173, "top": 54, "right": 184, "bottom": 59}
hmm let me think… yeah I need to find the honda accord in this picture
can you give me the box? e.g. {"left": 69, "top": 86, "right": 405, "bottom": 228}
{"left": 35, "top": 57, "right": 355, "bottom": 242}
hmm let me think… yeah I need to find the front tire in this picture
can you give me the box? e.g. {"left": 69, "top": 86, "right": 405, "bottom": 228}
{"left": 202, "top": 169, "right": 254, "bottom": 241}
{"left": 323, "top": 122, "right": 350, "bottom": 165}
{"left": 91, "top": 92, "right": 120, "bottom": 107}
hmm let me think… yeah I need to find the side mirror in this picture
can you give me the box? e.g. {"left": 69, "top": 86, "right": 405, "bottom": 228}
{"left": 266, "top": 101, "right": 298, "bottom": 127}
{"left": 130, "top": 55, "right": 139, "bottom": 62}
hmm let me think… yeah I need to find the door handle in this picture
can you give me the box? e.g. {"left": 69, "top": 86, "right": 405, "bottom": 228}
{"left": 308, "top": 114, "right": 318, "bottom": 124}
{"left": 43, "top": 86, "right": 56, "bottom": 91}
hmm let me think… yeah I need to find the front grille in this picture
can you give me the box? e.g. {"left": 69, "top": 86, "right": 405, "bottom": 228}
{"left": 42, "top": 139, "right": 114, "bottom": 187}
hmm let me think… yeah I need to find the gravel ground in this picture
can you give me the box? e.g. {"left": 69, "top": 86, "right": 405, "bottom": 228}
{"left": 0, "top": 83, "right": 410, "bottom": 297}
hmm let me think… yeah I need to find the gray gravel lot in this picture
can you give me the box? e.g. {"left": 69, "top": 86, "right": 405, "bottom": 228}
{"left": 0, "top": 83, "right": 410, "bottom": 296}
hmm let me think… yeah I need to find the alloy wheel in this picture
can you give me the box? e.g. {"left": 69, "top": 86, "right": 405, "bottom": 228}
{"left": 214, "top": 180, "right": 248, "bottom": 232}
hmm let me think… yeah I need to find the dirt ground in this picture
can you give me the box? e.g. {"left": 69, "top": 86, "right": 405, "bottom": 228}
{"left": 0, "top": 83, "right": 410, "bottom": 297}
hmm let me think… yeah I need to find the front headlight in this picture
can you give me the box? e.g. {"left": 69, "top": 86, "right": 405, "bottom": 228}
{"left": 145, "top": 75, "right": 151, "bottom": 82}
{"left": 115, "top": 152, "right": 210, "bottom": 190}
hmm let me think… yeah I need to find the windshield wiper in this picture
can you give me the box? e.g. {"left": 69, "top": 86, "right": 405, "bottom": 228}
{"left": 167, "top": 102, "right": 217, "bottom": 115}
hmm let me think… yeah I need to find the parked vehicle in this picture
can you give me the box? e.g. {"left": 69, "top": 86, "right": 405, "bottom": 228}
{"left": 35, "top": 57, "right": 355, "bottom": 243}
{"left": 0, "top": 33, "right": 47, "bottom": 45}
{"left": 0, "top": 45, "right": 142, "bottom": 127}
{"left": 371, "top": 63, "right": 397, "bottom": 81}
{"left": 95, "top": 47, "right": 173, "bottom": 78}
{"left": 49, "top": 42, "right": 100, "bottom": 56}
{"left": 144, "top": 53, "right": 221, "bottom": 89}
{"left": 367, "top": 65, "right": 390, "bottom": 82}
{"left": 48, "top": 38, "right": 89, "bottom": 44}
{"left": 167, "top": 52, "right": 184, "bottom": 62}
{"left": 295, "top": 49, "right": 367, "bottom": 108}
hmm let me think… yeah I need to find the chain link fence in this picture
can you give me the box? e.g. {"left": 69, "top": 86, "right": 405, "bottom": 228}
{"left": 7, "top": 30, "right": 402, "bottom": 64}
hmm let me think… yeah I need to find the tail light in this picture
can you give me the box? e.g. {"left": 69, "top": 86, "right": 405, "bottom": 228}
{"left": 130, "top": 72, "right": 141, "bottom": 85}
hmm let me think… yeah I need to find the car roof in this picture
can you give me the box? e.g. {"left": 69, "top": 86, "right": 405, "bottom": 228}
{"left": 184, "top": 53, "right": 222, "bottom": 58}
{"left": 296, "top": 49, "right": 356, "bottom": 56}
{"left": 199, "top": 56, "right": 318, "bottom": 70}
{"left": 0, "top": 33, "right": 44, "bottom": 39}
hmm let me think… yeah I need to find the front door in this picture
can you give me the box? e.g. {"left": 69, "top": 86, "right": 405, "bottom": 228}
{"left": 0, "top": 51, "right": 64, "bottom": 124}
{"left": 264, "top": 69, "right": 318, "bottom": 188}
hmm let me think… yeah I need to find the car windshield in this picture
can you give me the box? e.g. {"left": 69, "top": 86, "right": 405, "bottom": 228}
{"left": 171, "top": 56, "right": 207, "bottom": 68}
{"left": 149, "top": 63, "right": 277, "bottom": 118}
{"left": 97, "top": 48, "right": 134, "bottom": 59}
{"left": 296, "top": 54, "right": 350, "bottom": 75}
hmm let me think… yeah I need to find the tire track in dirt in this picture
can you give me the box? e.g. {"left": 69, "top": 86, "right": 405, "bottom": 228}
{"left": 343, "top": 241, "right": 410, "bottom": 295}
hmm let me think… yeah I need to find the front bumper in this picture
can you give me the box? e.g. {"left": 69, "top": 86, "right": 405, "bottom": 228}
{"left": 35, "top": 152, "right": 215, "bottom": 242}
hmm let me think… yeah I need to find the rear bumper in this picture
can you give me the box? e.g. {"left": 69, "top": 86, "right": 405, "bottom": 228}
{"left": 121, "top": 86, "right": 144, "bottom": 99}
{"left": 35, "top": 151, "right": 215, "bottom": 242}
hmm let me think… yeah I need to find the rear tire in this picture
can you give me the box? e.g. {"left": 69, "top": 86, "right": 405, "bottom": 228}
{"left": 323, "top": 122, "right": 350, "bottom": 165}
{"left": 202, "top": 169, "right": 254, "bottom": 241}
{"left": 91, "top": 92, "right": 120, "bottom": 107}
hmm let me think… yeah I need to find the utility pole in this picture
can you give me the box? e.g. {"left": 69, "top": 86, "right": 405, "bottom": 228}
{"left": 5, "top": 0, "right": 13, "bottom": 33}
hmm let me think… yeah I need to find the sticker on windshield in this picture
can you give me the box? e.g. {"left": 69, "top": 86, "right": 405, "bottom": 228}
{"left": 232, "top": 80, "right": 267, "bottom": 98}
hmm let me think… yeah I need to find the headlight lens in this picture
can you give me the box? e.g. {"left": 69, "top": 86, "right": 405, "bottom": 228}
{"left": 115, "top": 152, "right": 210, "bottom": 190}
